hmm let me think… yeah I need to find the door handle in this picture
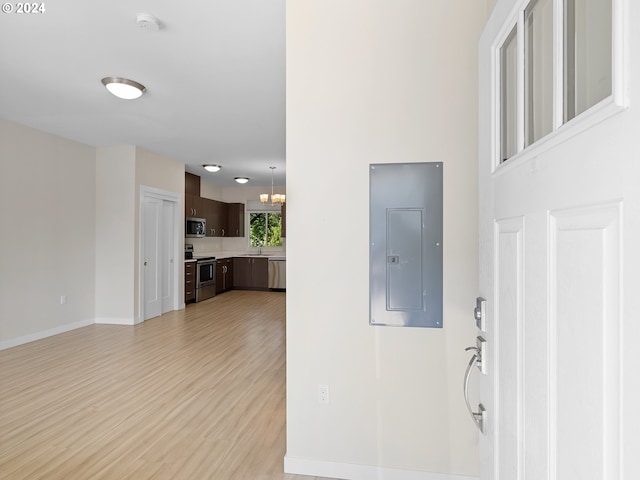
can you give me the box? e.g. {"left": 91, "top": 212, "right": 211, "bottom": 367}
{"left": 463, "top": 348, "right": 486, "bottom": 434}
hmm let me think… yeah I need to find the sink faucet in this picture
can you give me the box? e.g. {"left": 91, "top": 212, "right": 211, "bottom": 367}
{"left": 258, "top": 246, "right": 262, "bottom": 255}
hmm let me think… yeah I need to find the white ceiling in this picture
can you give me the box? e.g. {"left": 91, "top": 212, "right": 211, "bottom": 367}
{"left": 0, "top": 0, "right": 285, "bottom": 187}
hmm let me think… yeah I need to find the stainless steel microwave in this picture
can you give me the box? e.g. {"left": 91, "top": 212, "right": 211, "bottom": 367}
{"left": 186, "top": 217, "right": 206, "bottom": 238}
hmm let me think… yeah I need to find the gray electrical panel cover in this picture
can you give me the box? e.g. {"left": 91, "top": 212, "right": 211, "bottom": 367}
{"left": 369, "top": 162, "right": 443, "bottom": 327}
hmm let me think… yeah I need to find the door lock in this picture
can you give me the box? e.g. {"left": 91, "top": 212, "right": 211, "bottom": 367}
{"left": 474, "top": 297, "right": 486, "bottom": 331}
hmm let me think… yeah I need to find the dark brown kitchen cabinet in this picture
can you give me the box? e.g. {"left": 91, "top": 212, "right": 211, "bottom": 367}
{"left": 185, "top": 172, "right": 200, "bottom": 197}
{"left": 184, "top": 173, "right": 246, "bottom": 238}
{"left": 185, "top": 261, "right": 196, "bottom": 303}
{"left": 203, "top": 198, "right": 228, "bottom": 237}
{"left": 186, "top": 194, "right": 204, "bottom": 218}
{"left": 233, "top": 257, "right": 268, "bottom": 290}
{"left": 216, "top": 258, "right": 234, "bottom": 294}
{"left": 227, "top": 203, "right": 245, "bottom": 237}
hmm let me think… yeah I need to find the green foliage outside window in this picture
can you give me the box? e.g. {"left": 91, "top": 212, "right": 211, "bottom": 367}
{"left": 249, "top": 212, "right": 282, "bottom": 247}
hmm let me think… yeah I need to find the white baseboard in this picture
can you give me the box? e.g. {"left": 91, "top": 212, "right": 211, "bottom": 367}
{"left": 0, "top": 318, "right": 95, "bottom": 350}
{"left": 284, "top": 456, "right": 479, "bottom": 480}
{"left": 94, "top": 317, "right": 136, "bottom": 325}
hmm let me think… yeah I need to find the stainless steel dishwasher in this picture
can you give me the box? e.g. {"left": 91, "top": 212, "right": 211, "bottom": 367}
{"left": 268, "top": 259, "right": 286, "bottom": 290}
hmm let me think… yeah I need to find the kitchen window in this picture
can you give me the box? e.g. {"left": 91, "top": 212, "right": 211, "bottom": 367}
{"left": 249, "top": 212, "right": 283, "bottom": 247}
{"left": 497, "top": 0, "right": 621, "bottom": 165}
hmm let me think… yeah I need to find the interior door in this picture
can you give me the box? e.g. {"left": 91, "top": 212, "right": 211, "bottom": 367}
{"left": 143, "top": 196, "right": 163, "bottom": 320}
{"left": 477, "top": 2, "right": 637, "bottom": 478}
{"left": 161, "top": 200, "right": 175, "bottom": 313}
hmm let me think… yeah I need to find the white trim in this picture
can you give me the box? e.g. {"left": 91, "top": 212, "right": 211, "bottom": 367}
{"left": 283, "top": 456, "right": 479, "bottom": 480}
{"left": 95, "top": 317, "right": 136, "bottom": 325}
{"left": 492, "top": 97, "right": 626, "bottom": 179}
{"left": 0, "top": 318, "right": 94, "bottom": 350}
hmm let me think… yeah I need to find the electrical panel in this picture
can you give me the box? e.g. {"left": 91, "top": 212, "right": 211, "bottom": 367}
{"left": 369, "top": 162, "right": 443, "bottom": 327}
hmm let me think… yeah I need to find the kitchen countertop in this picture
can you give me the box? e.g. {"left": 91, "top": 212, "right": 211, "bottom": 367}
{"left": 185, "top": 252, "right": 286, "bottom": 262}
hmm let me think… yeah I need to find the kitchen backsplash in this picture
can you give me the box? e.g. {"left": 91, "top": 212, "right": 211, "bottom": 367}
{"left": 187, "top": 236, "right": 286, "bottom": 255}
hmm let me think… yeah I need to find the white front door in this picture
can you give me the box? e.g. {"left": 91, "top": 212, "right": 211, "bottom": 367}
{"left": 478, "top": 1, "right": 638, "bottom": 479}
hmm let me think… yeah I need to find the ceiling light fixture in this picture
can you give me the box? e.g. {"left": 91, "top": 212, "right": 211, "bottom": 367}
{"left": 101, "top": 77, "right": 146, "bottom": 100}
{"left": 203, "top": 164, "right": 222, "bottom": 173}
{"left": 234, "top": 177, "right": 250, "bottom": 184}
{"left": 260, "top": 166, "right": 285, "bottom": 205}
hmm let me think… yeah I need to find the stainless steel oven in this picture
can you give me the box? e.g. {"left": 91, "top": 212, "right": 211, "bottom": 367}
{"left": 196, "top": 257, "right": 216, "bottom": 302}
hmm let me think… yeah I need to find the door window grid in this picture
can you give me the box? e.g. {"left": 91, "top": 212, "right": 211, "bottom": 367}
{"left": 497, "top": 0, "right": 616, "bottom": 165}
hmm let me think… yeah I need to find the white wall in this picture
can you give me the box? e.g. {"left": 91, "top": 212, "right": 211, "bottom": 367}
{"left": 95, "top": 146, "right": 186, "bottom": 324}
{"left": 285, "top": 1, "right": 488, "bottom": 478}
{"left": 0, "top": 119, "right": 96, "bottom": 347}
{"left": 95, "top": 146, "right": 137, "bottom": 324}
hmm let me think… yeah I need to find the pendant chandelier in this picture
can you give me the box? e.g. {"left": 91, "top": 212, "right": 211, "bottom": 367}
{"left": 260, "top": 166, "right": 285, "bottom": 205}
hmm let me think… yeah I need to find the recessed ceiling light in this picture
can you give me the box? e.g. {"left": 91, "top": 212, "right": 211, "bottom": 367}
{"left": 234, "top": 177, "right": 250, "bottom": 184}
{"left": 101, "top": 77, "right": 146, "bottom": 100}
{"left": 203, "top": 164, "right": 222, "bottom": 173}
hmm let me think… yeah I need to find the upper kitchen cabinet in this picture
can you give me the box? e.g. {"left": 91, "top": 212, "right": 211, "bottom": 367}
{"left": 186, "top": 194, "right": 204, "bottom": 218}
{"left": 185, "top": 172, "right": 200, "bottom": 197}
{"left": 185, "top": 173, "right": 203, "bottom": 218}
{"left": 204, "top": 198, "right": 229, "bottom": 237}
{"left": 183, "top": 172, "right": 245, "bottom": 237}
{"left": 228, "top": 203, "right": 245, "bottom": 237}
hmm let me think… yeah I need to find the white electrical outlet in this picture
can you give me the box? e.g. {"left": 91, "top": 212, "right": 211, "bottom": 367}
{"left": 60, "top": 295, "right": 67, "bottom": 305}
{"left": 318, "top": 384, "right": 329, "bottom": 404}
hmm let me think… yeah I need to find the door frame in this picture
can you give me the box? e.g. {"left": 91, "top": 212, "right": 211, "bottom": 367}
{"left": 139, "top": 185, "right": 183, "bottom": 323}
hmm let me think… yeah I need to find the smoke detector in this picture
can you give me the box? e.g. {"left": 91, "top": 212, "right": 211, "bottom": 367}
{"left": 137, "top": 13, "right": 160, "bottom": 31}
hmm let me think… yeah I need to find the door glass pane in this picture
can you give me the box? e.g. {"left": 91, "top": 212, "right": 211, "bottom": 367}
{"left": 564, "top": 0, "right": 612, "bottom": 122}
{"left": 500, "top": 26, "right": 518, "bottom": 163}
{"left": 525, "top": 0, "right": 554, "bottom": 146}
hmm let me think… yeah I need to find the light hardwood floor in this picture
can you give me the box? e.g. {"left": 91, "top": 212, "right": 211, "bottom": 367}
{"left": 0, "top": 291, "right": 332, "bottom": 480}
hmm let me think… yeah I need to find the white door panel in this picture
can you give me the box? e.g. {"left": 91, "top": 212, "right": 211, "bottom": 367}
{"left": 494, "top": 217, "right": 524, "bottom": 480}
{"left": 161, "top": 200, "right": 175, "bottom": 313}
{"left": 143, "top": 196, "right": 162, "bottom": 320}
{"left": 550, "top": 205, "right": 621, "bottom": 480}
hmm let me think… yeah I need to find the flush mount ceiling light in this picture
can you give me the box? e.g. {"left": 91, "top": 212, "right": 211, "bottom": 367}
{"left": 260, "top": 166, "right": 285, "bottom": 205}
{"left": 101, "top": 77, "right": 146, "bottom": 100}
{"left": 203, "top": 164, "right": 222, "bottom": 173}
{"left": 234, "top": 177, "right": 250, "bottom": 184}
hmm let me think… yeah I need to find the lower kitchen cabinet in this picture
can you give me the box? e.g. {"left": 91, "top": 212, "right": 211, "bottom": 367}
{"left": 233, "top": 257, "right": 268, "bottom": 290}
{"left": 185, "top": 261, "right": 196, "bottom": 303}
{"left": 216, "top": 258, "right": 234, "bottom": 294}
